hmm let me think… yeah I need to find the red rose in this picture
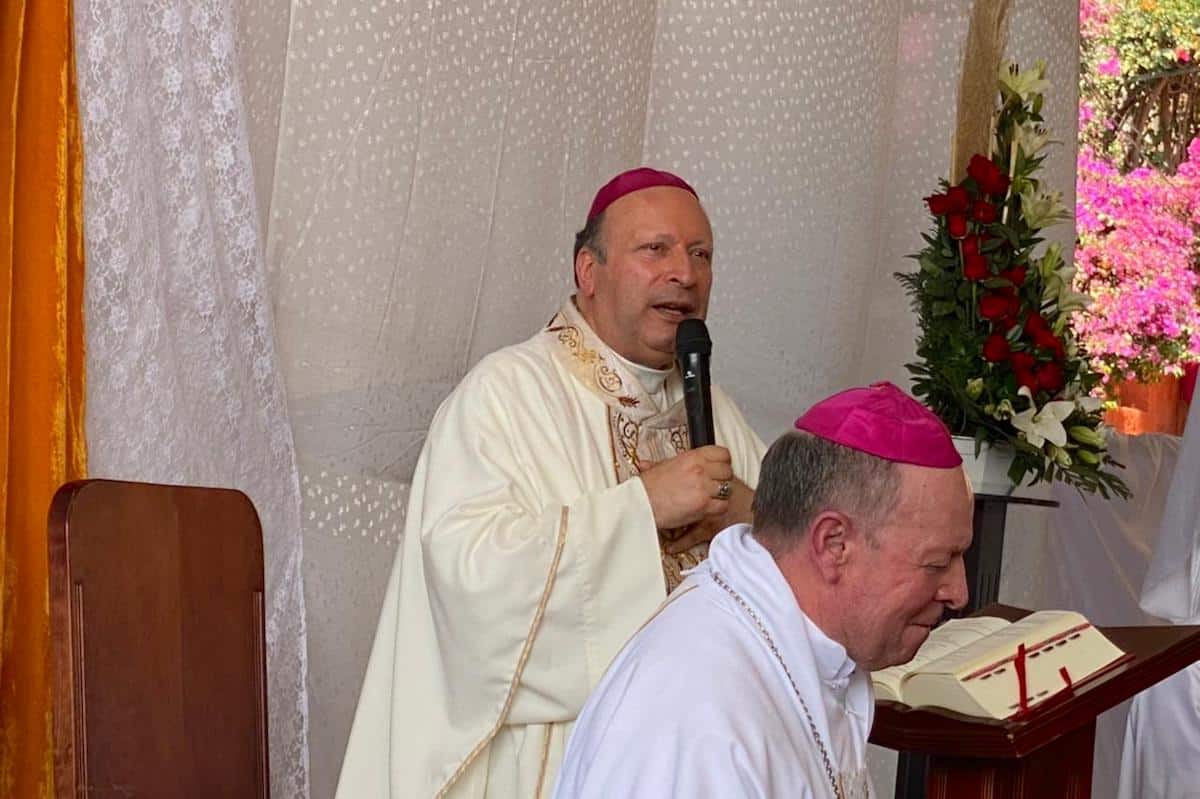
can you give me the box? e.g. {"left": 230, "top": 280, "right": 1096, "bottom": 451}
{"left": 961, "top": 234, "right": 987, "bottom": 256}
{"left": 1010, "top": 351, "right": 1036, "bottom": 371}
{"left": 979, "top": 293, "right": 1010, "bottom": 320}
{"left": 996, "top": 315, "right": 1019, "bottom": 332}
{"left": 1036, "top": 362, "right": 1065, "bottom": 393}
{"left": 1015, "top": 368, "right": 1039, "bottom": 391}
{"left": 963, "top": 253, "right": 989, "bottom": 281}
{"left": 925, "top": 193, "right": 951, "bottom": 215}
{"left": 993, "top": 286, "right": 1020, "bottom": 317}
{"left": 971, "top": 199, "right": 998, "bottom": 224}
{"left": 1025, "top": 313, "right": 1049, "bottom": 335}
{"left": 983, "top": 334, "right": 1010, "bottom": 362}
{"left": 947, "top": 214, "right": 968, "bottom": 239}
{"left": 1000, "top": 265, "right": 1027, "bottom": 286}
{"left": 967, "top": 153, "right": 1011, "bottom": 196}
{"left": 946, "top": 186, "right": 971, "bottom": 214}
{"left": 1031, "top": 327, "right": 1056, "bottom": 347}
{"left": 1033, "top": 331, "right": 1066, "bottom": 360}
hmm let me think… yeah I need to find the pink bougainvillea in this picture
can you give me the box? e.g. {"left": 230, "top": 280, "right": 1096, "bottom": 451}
{"left": 1096, "top": 55, "right": 1122, "bottom": 77}
{"left": 1073, "top": 0, "right": 1200, "bottom": 386}
{"left": 1080, "top": 0, "right": 1115, "bottom": 37}
{"left": 1074, "top": 139, "right": 1200, "bottom": 382}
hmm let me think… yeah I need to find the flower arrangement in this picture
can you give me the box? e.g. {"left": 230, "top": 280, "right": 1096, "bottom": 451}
{"left": 898, "top": 60, "right": 1129, "bottom": 498}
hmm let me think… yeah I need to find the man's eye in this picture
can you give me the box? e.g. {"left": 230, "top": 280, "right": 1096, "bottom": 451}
{"left": 691, "top": 249, "right": 712, "bottom": 262}
{"left": 924, "top": 562, "right": 950, "bottom": 571}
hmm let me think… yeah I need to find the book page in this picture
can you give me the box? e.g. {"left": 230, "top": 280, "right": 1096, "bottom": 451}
{"left": 871, "top": 615, "right": 1011, "bottom": 702}
{"left": 913, "top": 610, "right": 1089, "bottom": 678}
{"left": 902, "top": 616, "right": 1126, "bottom": 719}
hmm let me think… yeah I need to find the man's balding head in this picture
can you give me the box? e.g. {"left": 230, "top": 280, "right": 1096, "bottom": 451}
{"left": 573, "top": 177, "right": 714, "bottom": 369}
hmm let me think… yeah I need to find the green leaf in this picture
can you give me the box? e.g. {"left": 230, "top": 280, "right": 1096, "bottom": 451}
{"left": 932, "top": 301, "right": 957, "bottom": 317}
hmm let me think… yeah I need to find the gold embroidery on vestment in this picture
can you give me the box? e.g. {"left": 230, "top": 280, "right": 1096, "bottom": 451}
{"left": 547, "top": 303, "right": 708, "bottom": 594}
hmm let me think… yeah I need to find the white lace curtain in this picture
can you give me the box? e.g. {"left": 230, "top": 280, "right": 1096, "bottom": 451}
{"left": 77, "top": 1, "right": 1078, "bottom": 796}
{"left": 74, "top": 1, "right": 310, "bottom": 796}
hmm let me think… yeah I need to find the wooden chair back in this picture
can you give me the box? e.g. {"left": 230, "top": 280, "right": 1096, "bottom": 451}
{"left": 48, "top": 479, "right": 270, "bottom": 798}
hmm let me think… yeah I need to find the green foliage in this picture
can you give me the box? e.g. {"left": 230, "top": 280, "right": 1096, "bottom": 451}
{"left": 1081, "top": 0, "right": 1200, "bottom": 172}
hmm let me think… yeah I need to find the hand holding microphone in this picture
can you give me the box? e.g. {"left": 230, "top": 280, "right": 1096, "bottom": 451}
{"left": 639, "top": 318, "right": 741, "bottom": 533}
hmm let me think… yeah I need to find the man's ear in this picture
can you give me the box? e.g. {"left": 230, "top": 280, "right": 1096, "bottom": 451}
{"left": 809, "top": 511, "right": 851, "bottom": 582}
{"left": 575, "top": 249, "right": 598, "bottom": 297}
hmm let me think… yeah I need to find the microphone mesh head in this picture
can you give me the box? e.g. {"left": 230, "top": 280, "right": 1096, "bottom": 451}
{"left": 675, "top": 318, "right": 712, "bottom": 356}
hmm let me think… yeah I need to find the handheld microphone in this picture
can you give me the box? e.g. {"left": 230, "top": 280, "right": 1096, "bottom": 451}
{"left": 675, "top": 318, "right": 715, "bottom": 448}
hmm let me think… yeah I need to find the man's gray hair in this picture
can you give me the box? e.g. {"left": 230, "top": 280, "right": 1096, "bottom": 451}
{"left": 751, "top": 430, "right": 902, "bottom": 553}
{"left": 573, "top": 212, "right": 607, "bottom": 264}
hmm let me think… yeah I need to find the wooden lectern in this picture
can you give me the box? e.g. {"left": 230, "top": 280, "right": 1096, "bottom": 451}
{"left": 871, "top": 604, "right": 1200, "bottom": 799}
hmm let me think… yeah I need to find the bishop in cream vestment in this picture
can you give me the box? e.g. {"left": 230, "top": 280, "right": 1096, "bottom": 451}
{"left": 335, "top": 299, "right": 766, "bottom": 798}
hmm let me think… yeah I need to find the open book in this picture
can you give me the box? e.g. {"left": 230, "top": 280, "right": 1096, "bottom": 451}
{"left": 872, "top": 610, "right": 1128, "bottom": 720}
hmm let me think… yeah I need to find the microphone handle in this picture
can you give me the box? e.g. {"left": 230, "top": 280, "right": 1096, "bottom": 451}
{"left": 680, "top": 351, "right": 715, "bottom": 448}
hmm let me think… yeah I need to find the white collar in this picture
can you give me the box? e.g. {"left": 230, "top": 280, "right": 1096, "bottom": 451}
{"left": 802, "top": 604, "right": 857, "bottom": 690}
{"left": 701, "top": 524, "right": 859, "bottom": 689}
{"left": 610, "top": 348, "right": 673, "bottom": 396}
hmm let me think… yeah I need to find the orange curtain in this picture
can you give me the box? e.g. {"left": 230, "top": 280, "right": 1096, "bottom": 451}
{"left": 0, "top": 0, "right": 87, "bottom": 795}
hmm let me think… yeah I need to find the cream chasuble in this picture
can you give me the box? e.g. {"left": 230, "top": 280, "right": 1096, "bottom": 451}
{"left": 554, "top": 524, "right": 874, "bottom": 799}
{"left": 335, "top": 300, "right": 766, "bottom": 798}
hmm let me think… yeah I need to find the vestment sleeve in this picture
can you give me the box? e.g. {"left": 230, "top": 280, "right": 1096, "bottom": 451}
{"left": 414, "top": 360, "right": 667, "bottom": 728}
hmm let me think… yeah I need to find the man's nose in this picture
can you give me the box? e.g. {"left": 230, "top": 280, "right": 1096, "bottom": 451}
{"left": 664, "top": 246, "right": 697, "bottom": 286}
{"left": 938, "top": 557, "right": 969, "bottom": 611}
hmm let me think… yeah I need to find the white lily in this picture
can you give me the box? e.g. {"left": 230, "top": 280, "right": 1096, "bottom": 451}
{"left": 1014, "top": 122, "right": 1053, "bottom": 157}
{"left": 991, "top": 398, "right": 1016, "bottom": 421}
{"left": 1039, "top": 246, "right": 1093, "bottom": 315}
{"left": 1010, "top": 386, "right": 1075, "bottom": 448}
{"left": 1038, "top": 242, "right": 1064, "bottom": 280}
{"left": 1075, "top": 395, "right": 1105, "bottom": 414}
{"left": 999, "top": 59, "right": 1050, "bottom": 103}
{"left": 1044, "top": 274, "right": 1092, "bottom": 314}
{"left": 1048, "top": 443, "right": 1073, "bottom": 467}
{"left": 1020, "top": 185, "right": 1070, "bottom": 229}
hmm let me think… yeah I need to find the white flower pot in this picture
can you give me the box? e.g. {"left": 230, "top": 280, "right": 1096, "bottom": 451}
{"left": 952, "top": 435, "right": 1017, "bottom": 496}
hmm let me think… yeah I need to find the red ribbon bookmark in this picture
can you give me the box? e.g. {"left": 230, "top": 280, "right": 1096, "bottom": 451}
{"left": 1015, "top": 643, "right": 1030, "bottom": 713}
